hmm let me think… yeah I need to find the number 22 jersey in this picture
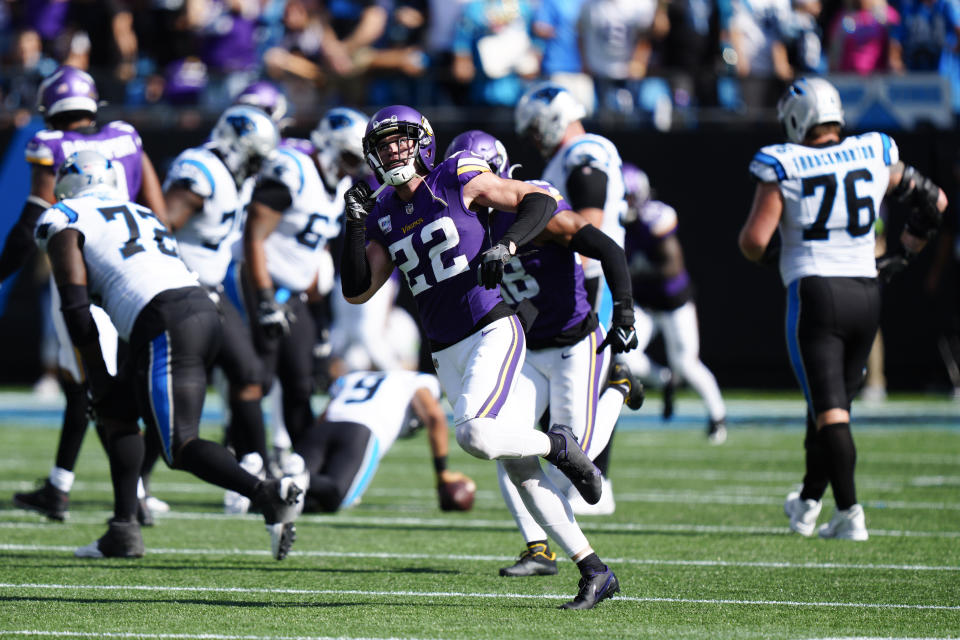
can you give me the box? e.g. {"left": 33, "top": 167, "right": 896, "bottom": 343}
{"left": 749, "top": 132, "right": 898, "bottom": 285}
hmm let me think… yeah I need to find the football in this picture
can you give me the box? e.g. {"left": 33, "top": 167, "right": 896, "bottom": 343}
{"left": 438, "top": 477, "right": 476, "bottom": 511}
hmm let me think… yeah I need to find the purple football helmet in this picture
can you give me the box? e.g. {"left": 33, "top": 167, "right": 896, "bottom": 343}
{"left": 621, "top": 162, "right": 651, "bottom": 224}
{"left": 37, "top": 65, "right": 98, "bottom": 120}
{"left": 443, "top": 130, "right": 510, "bottom": 178}
{"left": 362, "top": 105, "right": 436, "bottom": 186}
{"left": 234, "top": 80, "right": 289, "bottom": 125}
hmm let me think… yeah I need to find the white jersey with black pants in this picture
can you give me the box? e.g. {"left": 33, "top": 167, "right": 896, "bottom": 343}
{"left": 750, "top": 131, "right": 896, "bottom": 510}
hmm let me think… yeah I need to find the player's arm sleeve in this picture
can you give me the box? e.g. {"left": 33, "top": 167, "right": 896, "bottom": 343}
{"left": 340, "top": 217, "right": 372, "bottom": 298}
{"left": 499, "top": 191, "right": 556, "bottom": 249}
{"left": 249, "top": 178, "right": 293, "bottom": 212}
{"left": 565, "top": 164, "right": 608, "bottom": 211}
{"left": 568, "top": 224, "right": 632, "bottom": 303}
{"left": 0, "top": 196, "right": 50, "bottom": 282}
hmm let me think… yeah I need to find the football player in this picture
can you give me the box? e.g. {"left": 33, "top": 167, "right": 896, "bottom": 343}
{"left": 739, "top": 77, "right": 946, "bottom": 540}
{"left": 288, "top": 370, "right": 473, "bottom": 513}
{"left": 6, "top": 66, "right": 165, "bottom": 523}
{"left": 242, "top": 108, "right": 368, "bottom": 452}
{"left": 619, "top": 163, "right": 728, "bottom": 444}
{"left": 340, "top": 105, "right": 619, "bottom": 610}
{"left": 35, "top": 150, "right": 302, "bottom": 559}
{"left": 514, "top": 82, "right": 633, "bottom": 493}
{"left": 162, "top": 105, "right": 279, "bottom": 476}
{"left": 443, "top": 130, "right": 641, "bottom": 576}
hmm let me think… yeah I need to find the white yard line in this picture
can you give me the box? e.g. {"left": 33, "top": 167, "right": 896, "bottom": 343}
{"left": 1, "top": 582, "right": 958, "bottom": 612}
{"left": 0, "top": 632, "right": 438, "bottom": 640}
{"left": 1, "top": 544, "right": 958, "bottom": 572}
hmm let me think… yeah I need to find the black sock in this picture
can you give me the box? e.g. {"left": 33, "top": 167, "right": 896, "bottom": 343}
{"left": 140, "top": 429, "right": 161, "bottom": 494}
{"left": 818, "top": 422, "right": 857, "bottom": 510}
{"left": 54, "top": 379, "right": 90, "bottom": 471}
{"left": 176, "top": 439, "right": 260, "bottom": 497}
{"left": 228, "top": 397, "right": 268, "bottom": 460}
{"left": 103, "top": 431, "right": 144, "bottom": 522}
{"left": 800, "top": 413, "right": 829, "bottom": 501}
{"left": 575, "top": 552, "right": 606, "bottom": 576}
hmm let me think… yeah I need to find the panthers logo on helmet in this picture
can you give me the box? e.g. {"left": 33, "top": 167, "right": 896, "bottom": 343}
{"left": 226, "top": 115, "right": 255, "bottom": 137}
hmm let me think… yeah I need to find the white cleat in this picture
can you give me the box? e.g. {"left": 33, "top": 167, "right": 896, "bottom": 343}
{"left": 818, "top": 503, "right": 869, "bottom": 541}
{"left": 783, "top": 490, "right": 822, "bottom": 536}
{"left": 144, "top": 496, "right": 170, "bottom": 514}
{"left": 267, "top": 521, "right": 296, "bottom": 561}
{"left": 225, "top": 452, "right": 265, "bottom": 515}
{"left": 280, "top": 453, "right": 310, "bottom": 515}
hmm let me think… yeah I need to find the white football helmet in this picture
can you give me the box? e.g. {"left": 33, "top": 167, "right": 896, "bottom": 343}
{"left": 210, "top": 105, "right": 280, "bottom": 182}
{"left": 777, "top": 77, "right": 845, "bottom": 144}
{"left": 54, "top": 150, "right": 121, "bottom": 201}
{"left": 311, "top": 107, "right": 369, "bottom": 189}
{"left": 515, "top": 82, "right": 586, "bottom": 157}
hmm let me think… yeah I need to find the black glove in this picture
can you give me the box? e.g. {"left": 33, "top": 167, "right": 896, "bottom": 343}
{"left": 344, "top": 181, "right": 374, "bottom": 222}
{"left": 256, "top": 289, "right": 292, "bottom": 338}
{"left": 477, "top": 243, "right": 513, "bottom": 290}
{"left": 876, "top": 252, "right": 912, "bottom": 284}
{"left": 597, "top": 301, "right": 639, "bottom": 354}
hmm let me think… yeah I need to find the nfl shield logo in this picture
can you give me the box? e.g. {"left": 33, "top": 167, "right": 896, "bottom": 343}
{"left": 405, "top": 203, "right": 415, "bottom": 215}
{"left": 378, "top": 216, "right": 392, "bottom": 234}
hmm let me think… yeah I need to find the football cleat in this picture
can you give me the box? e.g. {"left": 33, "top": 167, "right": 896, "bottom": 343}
{"left": 560, "top": 566, "right": 620, "bottom": 610}
{"left": 569, "top": 476, "right": 616, "bottom": 516}
{"left": 707, "top": 418, "right": 727, "bottom": 445}
{"left": 818, "top": 504, "right": 868, "bottom": 541}
{"left": 280, "top": 452, "right": 310, "bottom": 515}
{"left": 225, "top": 452, "right": 265, "bottom": 515}
{"left": 499, "top": 543, "right": 558, "bottom": 577}
{"left": 74, "top": 518, "right": 144, "bottom": 558}
{"left": 13, "top": 479, "right": 69, "bottom": 521}
{"left": 253, "top": 477, "right": 302, "bottom": 560}
{"left": 144, "top": 495, "right": 170, "bottom": 514}
{"left": 783, "top": 490, "right": 821, "bottom": 537}
{"left": 546, "top": 424, "right": 603, "bottom": 505}
{"left": 606, "top": 362, "right": 645, "bottom": 411}
{"left": 137, "top": 498, "right": 155, "bottom": 527}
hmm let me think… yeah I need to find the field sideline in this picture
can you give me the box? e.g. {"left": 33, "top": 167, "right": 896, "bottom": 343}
{"left": 1, "top": 389, "right": 958, "bottom": 639}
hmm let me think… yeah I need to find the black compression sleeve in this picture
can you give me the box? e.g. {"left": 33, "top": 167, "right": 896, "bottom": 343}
{"left": 59, "top": 283, "right": 98, "bottom": 347}
{"left": 340, "top": 219, "right": 372, "bottom": 298}
{"left": 0, "top": 197, "right": 49, "bottom": 281}
{"left": 568, "top": 224, "right": 632, "bottom": 303}
{"left": 250, "top": 179, "right": 293, "bottom": 212}
{"left": 565, "top": 164, "right": 608, "bottom": 211}
{"left": 500, "top": 191, "right": 556, "bottom": 249}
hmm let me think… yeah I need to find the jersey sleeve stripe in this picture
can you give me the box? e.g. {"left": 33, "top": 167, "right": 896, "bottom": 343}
{"left": 53, "top": 202, "right": 79, "bottom": 223}
{"left": 27, "top": 156, "right": 54, "bottom": 167}
{"left": 279, "top": 149, "right": 306, "bottom": 194}
{"left": 181, "top": 159, "right": 216, "bottom": 197}
{"left": 456, "top": 163, "right": 490, "bottom": 176}
{"left": 879, "top": 133, "right": 892, "bottom": 165}
{"left": 753, "top": 152, "right": 786, "bottom": 181}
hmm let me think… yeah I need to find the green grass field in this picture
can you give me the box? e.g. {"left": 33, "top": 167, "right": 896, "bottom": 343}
{"left": 1, "top": 391, "right": 958, "bottom": 639}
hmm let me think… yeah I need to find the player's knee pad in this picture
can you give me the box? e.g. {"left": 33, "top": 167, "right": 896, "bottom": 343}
{"left": 456, "top": 418, "right": 505, "bottom": 460}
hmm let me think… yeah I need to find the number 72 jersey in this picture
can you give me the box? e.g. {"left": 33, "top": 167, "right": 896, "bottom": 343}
{"left": 749, "top": 132, "right": 898, "bottom": 285}
{"left": 34, "top": 192, "right": 199, "bottom": 340}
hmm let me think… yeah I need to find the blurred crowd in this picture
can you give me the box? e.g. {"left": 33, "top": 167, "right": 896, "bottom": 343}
{"left": 2, "top": 0, "right": 960, "bottom": 128}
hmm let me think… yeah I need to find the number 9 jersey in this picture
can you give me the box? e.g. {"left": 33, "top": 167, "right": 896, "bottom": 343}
{"left": 749, "top": 132, "right": 898, "bottom": 285}
{"left": 34, "top": 192, "right": 198, "bottom": 340}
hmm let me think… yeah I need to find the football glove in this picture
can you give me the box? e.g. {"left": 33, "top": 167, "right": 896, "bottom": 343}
{"left": 344, "top": 181, "right": 374, "bottom": 222}
{"left": 597, "top": 301, "right": 639, "bottom": 354}
{"left": 478, "top": 243, "right": 513, "bottom": 290}
{"left": 257, "top": 298, "right": 292, "bottom": 338}
{"left": 876, "top": 251, "right": 912, "bottom": 283}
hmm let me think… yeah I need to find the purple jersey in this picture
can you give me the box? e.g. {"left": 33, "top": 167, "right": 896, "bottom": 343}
{"left": 622, "top": 199, "right": 692, "bottom": 311}
{"left": 365, "top": 155, "right": 504, "bottom": 344}
{"left": 26, "top": 121, "right": 145, "bottom": 201}
{"left": 489, "top": 180, "right": 594, "bottom": 346}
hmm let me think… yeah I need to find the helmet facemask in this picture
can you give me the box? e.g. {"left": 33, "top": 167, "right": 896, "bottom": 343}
{"left": 364, "top": 121, "right": 427, "bottom": 187}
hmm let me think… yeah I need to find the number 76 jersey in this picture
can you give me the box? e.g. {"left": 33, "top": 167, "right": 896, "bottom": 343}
{"left": 749, "top": 132, "right": 898, "bottom": 285}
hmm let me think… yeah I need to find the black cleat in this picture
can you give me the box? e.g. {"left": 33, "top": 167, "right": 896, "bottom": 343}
{"left": 13, "top": 479, "right": 69, "bottom": 521}
{"left": 75, "top": 518, "right": 144, "bottom": 558}
{"left": 606, "top": 362, "right": 644, "bottom": 411}
{"left": 560, "top": 566, "right": 620, "bottom": 610}
{"left": 499, "top": 543, "right": 558, "bottom": 577}
{"left": 137, "top": 498, "right": 155, "bottom": 527}
{"left": 662, "top": 376, "right": 675, "bottom": 420}
{"left": 253, "top": 477, "right": 302, "bottom": 560}
{"left": 707, "top": 418, "right": 727, "bottom": 445}
{"left": 546, "top": 424, "right": 602, "bottom": 505}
